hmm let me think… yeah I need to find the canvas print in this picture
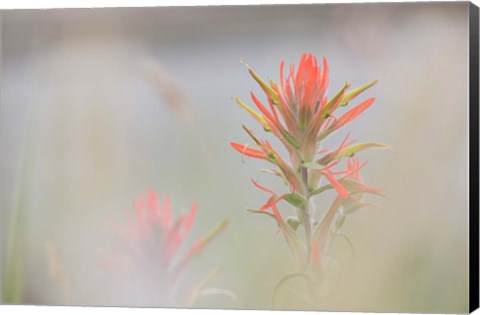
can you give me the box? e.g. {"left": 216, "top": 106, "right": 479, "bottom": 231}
{"left": 1, "top": 2, "right": 478, "bottom": 313}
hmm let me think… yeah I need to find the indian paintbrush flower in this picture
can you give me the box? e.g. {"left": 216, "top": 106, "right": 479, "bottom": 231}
{"left": 107, "top": 190, "right": 228, "bottom": 306}
{"left": 230, "top": 53, "right": 388, "bottom": 304}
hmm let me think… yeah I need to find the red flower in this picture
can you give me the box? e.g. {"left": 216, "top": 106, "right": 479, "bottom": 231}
{"left": 228, "top": 53, "right": 388, "bottom": 306}
{"left": 231, "top": 54, "right": 381, "bottom": 208}
{"left": 231, "top": 53, "right": 383, "bottom": 278}
{"left": 107, "top": 191, "right": 228, "bottom": 305}
{"left": 279, "top": 54, "right": 329, "bottom": 129}
{"left": 232, "top": 53, "right": 377, "bottom": 164}
{"left": 131, "top": 191, "right": 197, "bottom": 267}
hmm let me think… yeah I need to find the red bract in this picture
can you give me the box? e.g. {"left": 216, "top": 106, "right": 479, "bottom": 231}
{"left": 251, "top": 179, "right": 296, "bottom": 212}
{"left": 319, "top": 97, "right": 376, "bottom": 139}
{"left": 280, "top": 55, "right": 329, "bottom": 130}
{"left": 131, "top": 191, "right": 197, "bottom": 268}
{"left": 230, "top": 142, "right": 268, "bottom": 160}
{"left": 322, "top": 171, "right": 350, "bottom": 199}
{"left": 343, "top": 157, "right": 383, "bottom": 196}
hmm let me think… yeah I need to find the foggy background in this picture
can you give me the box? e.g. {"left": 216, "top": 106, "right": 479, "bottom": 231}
{"left": 1, "top": 2, "right": 470, "bottom": 312}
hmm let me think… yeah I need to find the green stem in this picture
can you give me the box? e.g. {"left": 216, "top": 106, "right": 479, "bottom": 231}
{"left": 300, "top": 166, "right": 312, "bottom": 272}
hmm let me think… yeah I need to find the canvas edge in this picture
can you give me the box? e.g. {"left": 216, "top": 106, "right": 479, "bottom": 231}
{"left": 470, "top": 1, "right": 480, "bottom": 314}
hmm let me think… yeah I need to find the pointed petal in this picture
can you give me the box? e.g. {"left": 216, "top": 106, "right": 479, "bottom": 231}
{"left": 174, "top": 219, "right": 229, "bottom": 275}
{"left": 322, "top": 172, "right": 349, "bottom": 199}
{"left": 279, "top": 60, "right": 285, "bottom": 87}
{"left": 241, "top": 125, "right": 262, "bottom": 145}
{"left": 230, "top": 142, "right": 268, "bottom": 159}
{"left": 336, "top": 142, "right": 391, "bottom": 160}
{"left": 320, "top": 82, "right": 350, "bottom": 117}
{"left": 316, "top": 133, "right": 354, "bottom": 165}
{"left": 259, "top": 194, "right": 282, "bottom": 212}
{"left": 334, "top": 97, "right": 375, "bottom": 130}
{"left": 251, "top": 179, "right": 275, "bottom": 194}
{"left": 340, "top": 79, "right": 378, "bottom": 107}
{"left": 163, "top": 194, "right": 173, "bottom": 231}
{"left": 250, "top": 92, "right": 278, "bottom": 127}
{"left": 234, "top": 97, "right": 270, "bottom": 131}
{"left": 182, "top": 203, "right": 197, "bottom": 237}
{"left": 247, "top": 67, "right": 280, "bottom": 105}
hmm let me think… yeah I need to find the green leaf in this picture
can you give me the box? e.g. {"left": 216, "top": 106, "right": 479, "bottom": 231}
{"left": 247, "top": 68, "right": 280, "bottom": 105}
{"left": 340, "top": 194, "right": 384, "bottom": 215}
{"left": 340, "top": 196, "right": 365, "bottom": 214}
{"left": 317, "top": 142, "right": 390, "bottom": 165}
{"left": 340, "top": 179, "right": 385, "bottom": 197}
{"left": 235, "top": 97, "right": 270, "bottom": 131}
{"left": 337, "top": 142, "right": 391, "bottom": 158}
{"left": 283, "top": 193, "right": 307, "bottom": 209}
{"left": 310, "top": 184, "right": 333, "bottom": 196}
{"left": 286, "top": 216, "right": 300, "bottom": 231}
{"left": 260, "top": 168, "right": 289, "bottom": 184}
{"left": 247, "top": 209, "right": 277, "bottom": 219}
{"left": 321, "top": 82, "right": 349, "bottom": 116}
{"left": 340, "top": 79, "right": 378, "bottom": 107}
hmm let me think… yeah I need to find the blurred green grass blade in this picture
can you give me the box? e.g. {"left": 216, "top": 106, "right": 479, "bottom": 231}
{"left": 2, "top": 61, "right": 38, "bottom": 303}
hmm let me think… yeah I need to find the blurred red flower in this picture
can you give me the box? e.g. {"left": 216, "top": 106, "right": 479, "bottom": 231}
{"left": 105, "top": 190, "right": 228, "bottom": 306}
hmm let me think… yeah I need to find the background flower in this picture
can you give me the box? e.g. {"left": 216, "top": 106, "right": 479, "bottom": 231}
{"left": 104, "top": 191, "right": 228, "bottom": 307}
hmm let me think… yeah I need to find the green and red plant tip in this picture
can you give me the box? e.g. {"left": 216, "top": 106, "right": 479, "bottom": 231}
{"left": 230, "top": 53, "right": 389, "bottom": 305}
